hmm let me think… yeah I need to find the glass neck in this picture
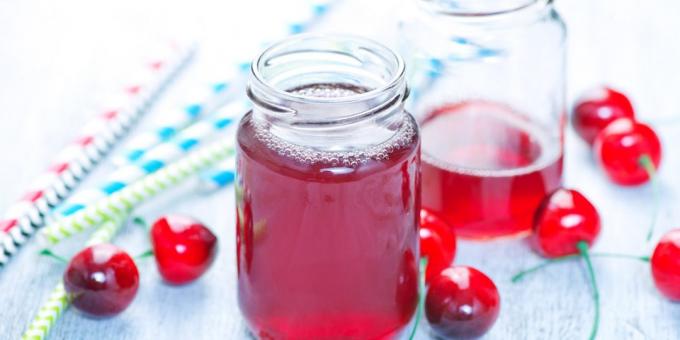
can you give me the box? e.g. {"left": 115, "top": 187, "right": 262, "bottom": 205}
{"left": 247, "top": 34, "right": 408, "bottom": 149}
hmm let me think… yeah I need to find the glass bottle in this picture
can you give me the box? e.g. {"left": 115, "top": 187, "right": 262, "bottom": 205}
{"left": 236, "top": 34, "right": 420, "bottom": 339}
{"left": 400, "top": 0, "right": 566, "bottom": 239}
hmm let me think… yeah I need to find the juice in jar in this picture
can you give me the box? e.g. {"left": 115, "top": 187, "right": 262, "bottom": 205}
{"left": 236, "top": 83, "right": 420, "bottom": 339}
{"left": 420, "top": 101, "right": 562, "bottom": 239}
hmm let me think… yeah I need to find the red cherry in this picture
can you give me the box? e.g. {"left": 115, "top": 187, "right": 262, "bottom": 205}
{"left": 420, "top": 209, "right": 457, "bottom": 284}
{"left": 63, "top": 243, "right": 139, "bottom": 317}
{"left": 651, "top": 229, "right": 680, "bottom": 301}
{"left": 532, "top": 188, "right": 601, "bottom": 258}
{"left": 572, "top": 87, "right": 635, "bottom": 145}
{"left": 151, "top": 215, "right": 218, "bottom": 285}
{"left": 425, "top": 266, "right": 500, "bottom": 339}
{"left": 594, "top": 118, "right": 662, "bottom": 186}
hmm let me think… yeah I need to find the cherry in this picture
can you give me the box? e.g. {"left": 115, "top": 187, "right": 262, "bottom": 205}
{"left": 420, "top": 209, "right": 457, "bottom": 284}
{"left": 572, "top": 87, "right": 635, "bottom": 145}
{"left": 63, "top": 243, "right": 139, "bottom": 317}
{"left": 594, "top": 117, "right": 662, "bottom": 186}
{"left": 151, "top": 215, "right": 218, "bottom": 285}
{"left": 532, "top": 188, "right": 601, "bottom": 258}
{"left": 651, "top": 229, "right": 680, "bottom": 301}
{"left": 525, "top": 188, "right": 601, "bottom": 340}
{"left": 425, "top": 266, "right": 500, "bottom": 339}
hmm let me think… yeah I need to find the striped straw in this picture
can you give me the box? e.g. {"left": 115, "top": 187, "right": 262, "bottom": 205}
{"left": 36, "top": 0, "right": 334, "bottom": 245}
{"left": 110, "top": 0, "right": 334, "bottom": 168}
{"left": 196, "top": 157, "right": 236, "bottom": 193}
{"left": 57, "top": 100, "right": 249, "bottom": 218}
{"left": 22, "top": 215, "right": 127, "bottom": 340}
{"left": 233, "top": 0, "right": 338, "bottom": 72}
{"left": 0, "top": 42, "right": 196, "bottom": 268}
{"left": 408, "top": 36, "right": 502, "bottom": 106}
{"left": 282, "top": 0, "right": 335, "bottom": 35}
{"left": 187, "top": 0, "right": 337, "bottom": 194}
{"left": 112, "top": 77, "right": 234, "bottom": 166}
{"left": 41, "top": 138, "right": 235, "bottom": 244}
{"left": 21, "top": 282, "right": 69, "bottom": 340}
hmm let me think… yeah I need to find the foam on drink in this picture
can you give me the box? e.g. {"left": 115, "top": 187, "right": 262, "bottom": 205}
{"left": 250, "top": 83, "right": 417, "bottom": 167}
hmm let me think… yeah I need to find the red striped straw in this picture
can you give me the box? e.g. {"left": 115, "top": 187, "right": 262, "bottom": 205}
{"left": 0, "top": 41, "right": 196, "bottom": 267}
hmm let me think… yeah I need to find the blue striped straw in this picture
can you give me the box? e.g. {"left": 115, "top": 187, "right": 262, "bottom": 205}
{"left": 112, "top": 78, "right": 234, "bottom": 166}
{"left": 234, "top": 0, "right": 337, "bottom": 71}
{"left": 196, "top": 158, "right": 236, "bottom": 192}
{"left": 113, "top": 0, "right": 335, "bottom": 167}
{"left": 408, "top": 36, "right": 503, "bottom": 107}
{"left": 189, "top": 0, "right": 336, "bottom": 194}
{"left": 55, "top": 0, "right": 336, "bottom": 217}
{"left": 0, "top": 41, "right": 195, "bottom": 268}
{"left": 57, "top": 100, "right": 250, "bottom": 217}
{"left": 283, "top": 0, "right": 334, "bottom": 35}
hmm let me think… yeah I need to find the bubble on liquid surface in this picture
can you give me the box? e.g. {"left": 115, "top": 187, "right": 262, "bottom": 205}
{"left": 252, "top": 83, "right": 416, "bottom": 167}
{"left": 288, "top": 83, "right": 369, "bottom": 98}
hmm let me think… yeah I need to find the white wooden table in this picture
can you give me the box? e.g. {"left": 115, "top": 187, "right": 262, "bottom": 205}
{"left": 1, "top": 0, "right": 680, "bottom": 339}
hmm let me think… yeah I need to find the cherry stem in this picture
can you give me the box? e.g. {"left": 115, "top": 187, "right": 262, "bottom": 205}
{"left": 638, "top": 154, "right": 659, "bottom": 241}
{"left": 511, "top": 252, "right": 649, "bottom": 283}
{"left": 39, "top": 248, "right": 68, "bottom": 264}
{"left": 134, "top": 249, "right": 154, "bottom": 260}
{"left": 511, "top": 255, "right": 576, "bottom": 283}
{"left": 594, "top": 252, "right": 650, "bottom": 262}
{"left": 408, "top": 257, "right": 428, "bottom": 340}
{"left": 576, "top": 241, "right": 599, "bottom": 340}
{"left": 132, "top": 216, "right": 149, "bottom": 230}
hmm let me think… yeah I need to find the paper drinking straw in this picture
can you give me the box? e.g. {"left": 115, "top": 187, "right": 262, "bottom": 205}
{"left": 22, "top": 215, "right": 127, "bottom": 340}
{"left": 21, "top": 282, "right": 69, "bottom": 340}
{"left": 0, "top": 42, "right": 196, "bottom": 268}
{"left": 196, "top": 157, "right": 236, "bottom": 192}
{"left": 186, "top": 0, "right": 336, "bottom": 193}
{"left": 41, "top": 139, "right": 235, "bottom": 244}
{"left": 56, "top": 100, "right": 249, "bottom": 218}
{"left": 230, "top": 0, "right": 338, "bottom": 72}
{"left": 36, "top": 0, "right": 334, "bottom": 246}
{"left": 282, "top": 0, "right": 335, "bottom": 35}
{"left": 111, "top": 0, "right": 334, "bottom": 167}
{"left": 408, "top": 37, "right": 502, "bottom": 106}
{"left": 111, "top": 78, "right": 234, "bottom": 166}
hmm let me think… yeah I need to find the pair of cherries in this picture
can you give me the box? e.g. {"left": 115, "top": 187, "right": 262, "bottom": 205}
{"left": 519, "top": 187, "right": 603, "bottom": 340}
{"left": 526, "top": 87, "right": 660, "bottom": 338}
{"left": 572, "top": 87, "right": 662, "bottom": 186}
{"left": 63, "top": 215, "right": 218, "bottom": 317}
{"left": 522, "top": 186, "right": 680, "bottom": 337}
{"left": 418, "top": 209, "right": 501, "bottom": 339}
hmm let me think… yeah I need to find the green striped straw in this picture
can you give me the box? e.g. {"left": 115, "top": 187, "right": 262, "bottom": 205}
{"left": 41, "top": 138, "right": 234, "bottom": 245}
{"left": 22, "top": 215, "right": 127, "bottom": 340}
{"left": 21, "top": 282, "right": 69, "bottom": 340}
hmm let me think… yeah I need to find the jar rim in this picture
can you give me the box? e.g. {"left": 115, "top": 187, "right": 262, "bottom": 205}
{"left": 250, "top": 34, "right": 406, "bottom": 106}
{"left": 418, "top": 0, "right": 551, "bottom": 18}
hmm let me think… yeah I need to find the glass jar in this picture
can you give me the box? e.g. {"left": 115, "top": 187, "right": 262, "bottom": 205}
{"left": 399, "top": 0, "right": 566, "bottom": 239}
{"left": 236, "top": 35, "right": 420, "bottom": 339}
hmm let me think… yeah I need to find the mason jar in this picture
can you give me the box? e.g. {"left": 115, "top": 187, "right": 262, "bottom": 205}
{"left": 400, "top": 0, "right": 566, "bottom": 239}
{"left": 236, "top": 35, "right": 420, "bottom": 339}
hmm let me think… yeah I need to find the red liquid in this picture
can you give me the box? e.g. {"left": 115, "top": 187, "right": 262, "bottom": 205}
{"left": 421, "top": 101, "right": 563, "bottom": 239}
{"left": 236, "top": 108, "right": 420, "bottom": 338}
